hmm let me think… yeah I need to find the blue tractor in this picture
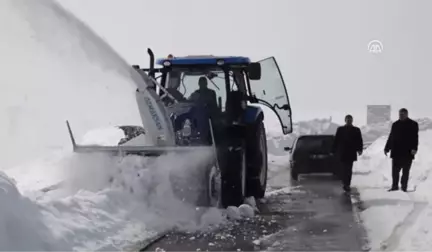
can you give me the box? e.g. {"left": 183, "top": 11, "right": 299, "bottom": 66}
{"left": 69, "top": 48, "right": 293, "bottom": 208}
{"left": 130, "top": 49, "right": 293, "bottom": 207}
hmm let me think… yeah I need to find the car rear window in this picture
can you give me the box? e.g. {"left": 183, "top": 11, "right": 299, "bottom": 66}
{"left": 294, "top": 136, "right": 334, "bottom": 153}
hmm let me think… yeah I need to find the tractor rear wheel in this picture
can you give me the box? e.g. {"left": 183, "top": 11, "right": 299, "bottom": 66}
{"left": 246, "top": 121, "right": 268, "bottom": 198}
{"left": 220, "top": 144, "right": 247, "bottom": 208}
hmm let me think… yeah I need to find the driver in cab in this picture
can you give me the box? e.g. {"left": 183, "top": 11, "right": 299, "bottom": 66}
{"left": 189, "top": 76, "right": 218, "bottom": 110}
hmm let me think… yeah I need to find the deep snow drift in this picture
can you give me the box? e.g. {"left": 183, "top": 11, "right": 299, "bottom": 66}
{"left": 353, "top": 129, "right": 432, "bottom": 251}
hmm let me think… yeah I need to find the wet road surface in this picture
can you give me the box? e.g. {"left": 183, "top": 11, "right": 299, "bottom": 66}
{"left": 141, "top": 174, "right": 369, "bottom": 251}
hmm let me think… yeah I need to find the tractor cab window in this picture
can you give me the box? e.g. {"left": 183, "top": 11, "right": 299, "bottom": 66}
{"left": 248, "top": 57, "right": 293, "bottom": 134}
{"left": 165, "top": 68, "right": 237, "bottom": 112}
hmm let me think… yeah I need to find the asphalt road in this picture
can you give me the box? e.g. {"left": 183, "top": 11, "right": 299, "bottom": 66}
{"left": 141, "top": 172, "right": 369, "bottom": 251}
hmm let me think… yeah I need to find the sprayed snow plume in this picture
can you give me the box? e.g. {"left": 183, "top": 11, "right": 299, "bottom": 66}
{"left": 0, "top": 0, "right": 146, "bottom": 169}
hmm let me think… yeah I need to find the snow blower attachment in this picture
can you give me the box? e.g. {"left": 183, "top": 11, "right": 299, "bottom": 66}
{"left": 67, "top": 48, "right": 294, "bottom": 208}
{"left": 66, "top": 121, "right": 213, "bottom": 156}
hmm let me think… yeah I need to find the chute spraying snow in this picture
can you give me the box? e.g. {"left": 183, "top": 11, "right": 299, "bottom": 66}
{"left": 0, "top": 0, "right": 151, "bottom": 169}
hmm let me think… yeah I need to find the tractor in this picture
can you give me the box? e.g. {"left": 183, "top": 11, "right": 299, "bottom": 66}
{"left": 67, "top": 49, "right": 293, "bottom": 208}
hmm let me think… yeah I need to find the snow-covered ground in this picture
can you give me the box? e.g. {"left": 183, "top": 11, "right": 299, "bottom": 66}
{"left": 353, "top": 129, "right": 432, "bottom": 251}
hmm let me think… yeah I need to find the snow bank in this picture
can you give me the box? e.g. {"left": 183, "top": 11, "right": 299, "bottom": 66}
{"left": 354, "top": 129, "right": 432, "bottom": 251}
{"left": 355, "top": 130, "right": 432, "bottom": 194}
{"left": 0, "top": 171, "right": 62, "bottom": 251}
{"left": 2, "top": 148, "right": 231, "bottom": 251}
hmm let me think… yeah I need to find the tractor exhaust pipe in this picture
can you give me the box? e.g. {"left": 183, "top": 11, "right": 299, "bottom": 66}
{"left": 147, "top": 48, "right": 155, "bottom": 78}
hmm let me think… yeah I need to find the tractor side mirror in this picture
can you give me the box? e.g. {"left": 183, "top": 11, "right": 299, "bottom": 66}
{"left": 248, "top": 62, "right": 261, "bottom": 80}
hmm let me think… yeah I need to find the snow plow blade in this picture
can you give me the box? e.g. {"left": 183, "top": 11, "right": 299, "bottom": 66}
{"left": 66, "top": 121, "right": 212, "bottom": 156}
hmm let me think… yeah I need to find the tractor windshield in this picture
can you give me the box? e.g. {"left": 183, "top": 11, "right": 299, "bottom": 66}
{"left": 165, "top": 68, "right": 237, "bottom": 111}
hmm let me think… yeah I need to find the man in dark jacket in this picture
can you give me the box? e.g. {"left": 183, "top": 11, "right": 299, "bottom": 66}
{"left": 189, "top": 77, "right": 218, "bottom": 109}
{"left": 333, "top": 114, "right": 364, "bottom": 192}
{"left": 384, "top": 108, "right": 419, "bottom": 192}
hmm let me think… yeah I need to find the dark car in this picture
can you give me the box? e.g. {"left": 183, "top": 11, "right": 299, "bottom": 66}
{"left": 286, "top": 135, "right": 339, "bottom": 181}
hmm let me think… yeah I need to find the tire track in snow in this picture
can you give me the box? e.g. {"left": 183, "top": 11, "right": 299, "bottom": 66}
{"left": 380, "top": 200, "right": 428, "bottom": 251}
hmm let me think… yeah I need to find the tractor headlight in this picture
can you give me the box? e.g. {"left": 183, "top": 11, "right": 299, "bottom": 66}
{"left": 182, "top": 119, "right": 192, "bottom": 137}
{"left": 216, "top": 59, "right": 224, "bottom": 66}
{"left": 163, "top": 60, "right": 171, "bottom": 67}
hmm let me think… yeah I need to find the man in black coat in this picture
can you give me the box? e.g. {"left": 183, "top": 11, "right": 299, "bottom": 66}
{"left": 384, "top": 108, "right": 419, "bottom": 192}
{"left": 333, "top": 115, "right": 364, "bottom": 192}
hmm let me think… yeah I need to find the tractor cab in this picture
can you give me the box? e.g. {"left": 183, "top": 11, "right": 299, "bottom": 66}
{"left": 158, "top": 56, "right": 256, "bottom": 116}
{"left": 135, "top": 50, "right": 293, "bottom": 140}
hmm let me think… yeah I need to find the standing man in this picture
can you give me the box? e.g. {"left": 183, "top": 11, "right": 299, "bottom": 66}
{"left": 333, "top": 114, "right": 364, "bottom": 192}
{"left": 384, "top": 108, "right": 419, "bottom": 192}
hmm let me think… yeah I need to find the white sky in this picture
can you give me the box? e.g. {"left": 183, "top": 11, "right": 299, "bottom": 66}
{"left": 57, "top": 0, "right": 432, "bottom": 125}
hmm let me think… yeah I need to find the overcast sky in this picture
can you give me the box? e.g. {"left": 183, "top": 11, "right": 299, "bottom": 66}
{"left": 57, "top": 0, "right": 432, "bottom": 125}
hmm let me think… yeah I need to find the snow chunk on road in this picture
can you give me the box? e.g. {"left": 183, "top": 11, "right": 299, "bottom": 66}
{"left": 225, "top": 197, "right": 259, "bottom": 220}
{"left": 226, "top": 206, "right": 241, "bottom": 220}
{"left": 244, "top": 196, "right": 259, "bottom": 212}
{"left": 238, "top": 204, "right": 255, "bottom": 218}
